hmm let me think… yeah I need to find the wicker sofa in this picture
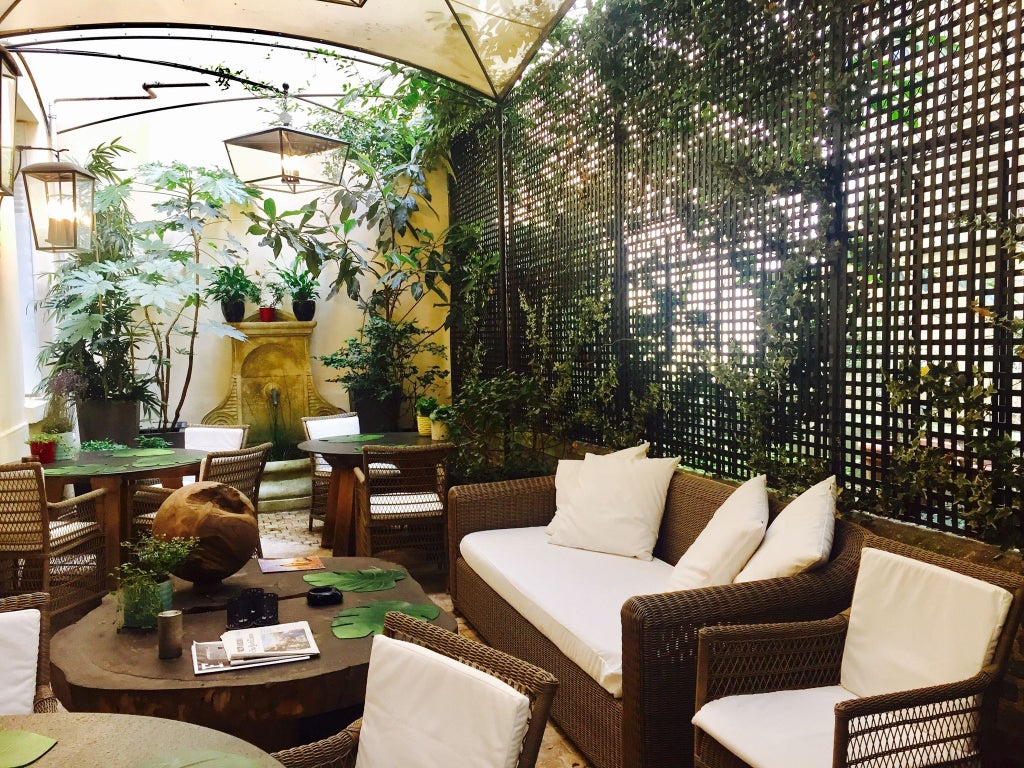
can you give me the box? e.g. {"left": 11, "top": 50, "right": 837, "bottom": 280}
{"left": 448, "top": 468, "right": 867, "bottom": 768}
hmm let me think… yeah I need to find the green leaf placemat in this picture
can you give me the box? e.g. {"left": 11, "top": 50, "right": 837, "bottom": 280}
{"left": 130, "top": 456, "right": 197, "bottom": 469}
{"left": 304, "top": 567, "right": 406, "bottom": 592}
{"left": 0, "top": 730, "right": 57, "bottom": 768}
{"left": 320, "top": 434, "right": 383, "bottom": 443}
{"left": 44, "top": 463, "right": 118, "bottom": 476}
{"left": 137, "top": 750, "right": 263, "bottom": 768}
{"left": 331, "top": 601, "right": 440, "bottom": 639}
{"left": 111, "top": 448, "right": 176, "bottom": 457}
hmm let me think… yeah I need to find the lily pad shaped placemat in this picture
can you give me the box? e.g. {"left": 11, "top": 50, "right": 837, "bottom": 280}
{"left": 110, "top": 448, "right": 177, "bottom": 457}
{"left": 0, "top": 730, "right": 57, "bottom": 768}
{"left": 304, "top": 567, "right": 406, "bottom": 592}
{"left": 137, "top": 750, "right": 263, "bottom": 768}
{"left": 319, "top": 434, "right": 383, "bottom": 443}
{"left": 331, "top": 600, "right": 441, "bottom": 638}
{"left": 44, "top": 463, "right": 119, "bottom": 476}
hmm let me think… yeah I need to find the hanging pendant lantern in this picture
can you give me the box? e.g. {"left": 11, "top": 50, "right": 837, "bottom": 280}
{"left": 20, "top": 153, "right": 97, "bottom": 252}
{"left": 224, "top": 84, "right": 349, "bottom": 194}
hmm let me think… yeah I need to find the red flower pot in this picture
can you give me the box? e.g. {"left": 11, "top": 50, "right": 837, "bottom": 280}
{"left": 29, "top": 441, "right": 56, "bottom": 464}
{"left": 258, "top": 307, "right": 276, "bottom": 322}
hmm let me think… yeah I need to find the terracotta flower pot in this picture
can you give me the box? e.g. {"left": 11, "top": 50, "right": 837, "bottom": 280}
{"left": 258, "top": 307, "right": 276, "bottom": 322}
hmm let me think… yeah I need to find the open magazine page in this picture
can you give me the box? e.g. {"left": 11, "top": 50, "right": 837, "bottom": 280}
{"left": 257, "top": 556, "right": 325, "bottom": 573}
{"left": 221, "top": 620, "right": 320, "bottom": 660}
{"left": 192, "top": 641, "right": 311, "bottom": 674}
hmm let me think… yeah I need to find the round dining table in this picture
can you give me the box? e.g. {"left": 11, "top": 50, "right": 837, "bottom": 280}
{"left": 297, "top": 432, "right": 436, "bottom": 554}
{"left": 42, "top": 448, "right": 207, "bottom": 583}
{"left": 0, "top": 712, "right": 284, "bottom": 767}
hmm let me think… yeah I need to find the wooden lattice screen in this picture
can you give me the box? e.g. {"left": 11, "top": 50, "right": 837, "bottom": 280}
{"left": 449, "top": 0, "right": 1024, "bottom": 537}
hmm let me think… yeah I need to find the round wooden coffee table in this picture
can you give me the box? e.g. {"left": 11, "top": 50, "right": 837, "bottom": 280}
{"left": 50, "top": 557, "right": 458, "bottom": 752}
{"left": 0, "top": 712, "right": 285, "bottom": 767}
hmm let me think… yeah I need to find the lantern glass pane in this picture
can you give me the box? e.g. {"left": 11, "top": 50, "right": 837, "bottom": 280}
{"left": 75, "top": 173, "right": 94, "bottom": 251}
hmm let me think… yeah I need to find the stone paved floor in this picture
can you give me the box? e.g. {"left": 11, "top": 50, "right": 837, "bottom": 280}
{"left": 259, "top": 509, "right": 591, "bottom": 767}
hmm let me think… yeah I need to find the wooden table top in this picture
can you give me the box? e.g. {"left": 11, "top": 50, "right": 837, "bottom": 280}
{"left": 50, "top": 557, "right": 458, "bottom": 751}
{"left": 43, "top": 448, "right": 207, "bottom": 481}
{"left": 0, "top": 712, "right": 284, "bottom": 767}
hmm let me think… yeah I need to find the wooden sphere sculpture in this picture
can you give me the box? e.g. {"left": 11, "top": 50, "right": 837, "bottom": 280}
{"left": 152, "top": 481, "right": 260, "bottom": 588}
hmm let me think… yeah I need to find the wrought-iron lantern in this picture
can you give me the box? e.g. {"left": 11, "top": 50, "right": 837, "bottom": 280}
{"left": 0, "top": 46, "right": 21, "bottom": 196}
{"left": 224, "top": 84, "right": 349, "bottom": 194}
{"left": 20, "top": 150, "right": 97, "bottom": 252}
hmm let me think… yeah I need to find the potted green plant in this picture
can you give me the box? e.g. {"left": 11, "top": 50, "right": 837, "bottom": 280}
{"left": 116, "top": 535, "right": 198, "bottom": 631}
{"left": 25, "top": 433, "right": 69, "bottom": 464}
{"left": 415, "top": 396, "right": 438, "bottom": 436}
{"left": 258, "top": 279, "right": 287, "bottom": 322}
{"left": 206, "top": 263, "right": 261, "bottom": 322}
{"left": 429, "top": 404, "right": 453, "bottom": 441}
{"left": 319, "top": 315, "right": 449, "bottom": 431}
{"left": 36, "top": 369, "right": 85, "bottom": 459}
{"left": 275, "top": 257, "right": 320, "bottom": 321}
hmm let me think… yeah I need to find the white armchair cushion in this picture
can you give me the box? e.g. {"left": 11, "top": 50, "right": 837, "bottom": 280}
{"left": 354, "top": 634, "right": 531, "bottom": 768}
{"left": 669, "top": 475, "right": 768, "bottom": 590}
{"left": 547, "top": 452, "right": 679, "bottom": 560}
{"left": 841, "top": 547, "right": 1012, "bottom": 697}
{"left": 305, "top": 413, "right": 361, "bottom": 439}
{"left": 734, "top": 476, "right": 836, "bottom": 582}
{"left": 692, "top": 685, "right": 852, "bottom": 768}
{"left": 0, "top": 608, "right": 41, "bottom": 715}
{"left": 184, "top": 426, "right": 246, "bottom": 451}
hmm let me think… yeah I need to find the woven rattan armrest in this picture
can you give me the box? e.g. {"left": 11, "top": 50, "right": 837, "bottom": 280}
{"left": 34, "top": 684, "right": 60, "bottom": 713}
{"left": 832, "top": 669, "right": 994, "bottom": 768}
{"left": 46, "top": 487, "right": 106, "bottom": 523}
{"left": 695, "top": 614, "right": 848, "bottom": 706}
{"left": 352, "top": 466, "right": 365, "bottom": 485}
{"left": 272, "top": 720, "right": 361, "bottom": 768}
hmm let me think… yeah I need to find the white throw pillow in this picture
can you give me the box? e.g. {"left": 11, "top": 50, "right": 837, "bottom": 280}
{"left": 734, "top": 476, "right": 836, "bottom": 583}
{"left": 547, "top": 452, "right": 680, "bottom": 560}
{"left": 841, "top": 547, "right": 1012, "bottom": 698}
{"left": 553, "top": 443, "right": 651, "bottom": 504}
{"left": 0, "top": 608, "right": 41, "bottom": 715}
{"left": 354, "top": 634, "right": 531, "bottom": 768}
{"left": 669, "top": 475, "right": 768, "bottom": 590}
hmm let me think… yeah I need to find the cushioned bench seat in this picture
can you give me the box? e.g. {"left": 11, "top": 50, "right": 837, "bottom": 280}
{"left": 461, "top": 527, "right": 674, "bottom": 697}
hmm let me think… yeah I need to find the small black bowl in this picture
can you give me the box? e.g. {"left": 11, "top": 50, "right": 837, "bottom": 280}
{"left": 306, "top": 586, "right": 343, "bottom": 607}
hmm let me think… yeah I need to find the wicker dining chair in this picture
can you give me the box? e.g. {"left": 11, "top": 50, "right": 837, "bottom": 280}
{"left": 0, "top": 462, "right": 107, "bottom": 624}
{"left": 692, "top": 536, "right": 1024, "bottom": 768}
{"left": 353, "top": 443, "right": 450, "bottom": 576}
{"left": 130, "top": 442, "right": 272, "bottom": 555}
{"left": 301, "top": 413, "right": 360, "bottom": 531}
{"left": 273, "top": 611, "right": 558, "bottom": 768}
{"left": 0, "top": 591, "right": 60, "bottom": 713}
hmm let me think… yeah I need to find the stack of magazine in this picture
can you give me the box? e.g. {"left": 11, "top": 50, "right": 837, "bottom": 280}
{"left": 192, "top": 620, "right": 320, "bottom": 675}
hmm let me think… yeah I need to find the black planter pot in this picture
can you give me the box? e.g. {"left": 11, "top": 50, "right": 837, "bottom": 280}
{"left": 76, "top": 399, "right": 141, "bottom": 446}
{"left": 292, "top": 299, "right": 316, "bottom": 321}
{"left": 221, "top": 300, "right": 245, "bottom": 322}
{"left": 350, "top": 389, "right": 402, "bottom": 432}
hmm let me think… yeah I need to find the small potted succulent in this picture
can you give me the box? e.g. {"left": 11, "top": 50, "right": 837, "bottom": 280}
{"left": 116, "top": 535, "right": 198, "bottom": 631}
{"left": 275, "top": 258, "right": 320, "bottom": 321}
{"left": 207, "top": 263, "right": 261, "bottom": 322}
{"left": 429, "top": 404, "right": 453, "bottom": 441}
{"left": 415, "top": 396, "right": 438, "bottom": 436}
{"left": 258, "top": 279, "right": 287, "bottom": 322}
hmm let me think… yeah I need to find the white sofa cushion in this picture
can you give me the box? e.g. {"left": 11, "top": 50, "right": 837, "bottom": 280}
{"left": 355, "top": 634, "right": 530, "bottom": 768}
{"left": 547, "top": 452, "right": 679, "bottom": 560}
{"left": 841, "top": 547, "right": 1012, "bottom": 698}
{"left": 553, "top": 443, "right": 650, "bottom": 500}
{"left": 462, "top": 526, "right": 673, "bottom": 697}
{"left": 692, "top": 685, "right": 852, "bottom": 768}
{"left": 0, "top": 608, "right": 41, "bottom": 715}
{"left": 669, "top": 475, "right": 768, "bottom": 590}
{"left": 734, "top": 476, "right": 835, "bottom": 582}
{"left": 184, "top": 426, "right": 246, "bottom": 451}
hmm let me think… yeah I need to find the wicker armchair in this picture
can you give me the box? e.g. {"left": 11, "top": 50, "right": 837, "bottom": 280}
{"left": 353, "top": 444, "right": 449, "bottom": 576}
{"left": 0, "top": 462, "right": 107, "bottom": 624}
{"left": 272, "top": 611, "right": 558, "bottom": 768}
{"left": 301, "top": 413, "right": 359, "bottom": 531}
{"left": 130, "top": 442, "right": 272, "bottom": 554}
{"left": 0, "top": 591, "right": 60, "bottom": 712}
{"left": 693, "top": 536, "right": 1024, "bottom": 768}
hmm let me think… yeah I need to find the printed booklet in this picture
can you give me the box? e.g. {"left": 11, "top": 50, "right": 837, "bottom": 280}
{"left": 192, "top": 641, "right": 310, "bottom": 675}
{"left": 257, "top": 556, "right": 325, "bottom": 573}
{"left": 220, "top": 620, "right": 320, "bottom": 661}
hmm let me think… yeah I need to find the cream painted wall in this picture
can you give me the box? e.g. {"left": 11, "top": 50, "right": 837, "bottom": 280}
{"left": 52, "top": 100, "right": 452, "bottom": 432}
